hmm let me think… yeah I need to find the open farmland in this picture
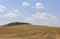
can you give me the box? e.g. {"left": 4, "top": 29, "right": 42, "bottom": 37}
{"left": 0, "top": 25, "right": 60, "bottom": 39}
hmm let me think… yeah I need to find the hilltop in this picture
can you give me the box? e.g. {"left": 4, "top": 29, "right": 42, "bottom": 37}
{"left": 3, "top": 22, "right": 30, "bottom": 26}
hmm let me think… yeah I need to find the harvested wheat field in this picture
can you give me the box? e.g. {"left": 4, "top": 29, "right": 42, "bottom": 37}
{"left": 0, "top": 25, "right": 60, "bottom": 39}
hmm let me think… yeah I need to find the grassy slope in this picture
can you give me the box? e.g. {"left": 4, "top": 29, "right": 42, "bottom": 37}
{"left": 0, "top": 25, "right": 60, "bottom": 39}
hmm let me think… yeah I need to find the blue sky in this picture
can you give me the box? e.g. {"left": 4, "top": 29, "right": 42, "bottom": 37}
{"left": 0, "top": 0, "right": 60, "bottom": 27}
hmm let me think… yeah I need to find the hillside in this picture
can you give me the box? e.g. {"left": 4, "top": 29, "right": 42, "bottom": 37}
{"left": 0, "top": 25, "right": 60, "bottom": 39}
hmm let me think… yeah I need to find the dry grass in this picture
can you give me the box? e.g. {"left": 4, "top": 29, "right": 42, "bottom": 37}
{"left": 0, "top": 25, "right": 60, "bottom": 39}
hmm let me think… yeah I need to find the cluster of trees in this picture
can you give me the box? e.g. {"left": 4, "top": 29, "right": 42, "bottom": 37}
{"left": 4, "top": 22, "right": 30, "bottom": 26}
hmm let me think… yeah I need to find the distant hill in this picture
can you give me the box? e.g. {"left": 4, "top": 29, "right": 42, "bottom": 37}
{"left": 3, "top": 22, "right": 30, "bottom": 26}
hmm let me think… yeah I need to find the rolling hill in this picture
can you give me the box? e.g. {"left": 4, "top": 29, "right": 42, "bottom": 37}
{"left": 0, "top": 24, "right": 60, "bottom": 39}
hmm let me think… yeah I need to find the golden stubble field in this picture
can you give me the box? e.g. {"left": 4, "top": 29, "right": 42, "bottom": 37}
{"left": 0, "top": 25, "right": 60, "bottom": 39}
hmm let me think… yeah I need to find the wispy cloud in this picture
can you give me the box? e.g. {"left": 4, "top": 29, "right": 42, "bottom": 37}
{"left": 0, "top": 5, "right": 7, "bottom": 12}
{"left": 0, "top": 9, "right": 20, "bottom": 18}
{"left": 23, "top": 12, "right": 58, "bottom": 26}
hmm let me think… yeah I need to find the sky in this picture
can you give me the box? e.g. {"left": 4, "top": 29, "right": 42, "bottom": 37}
{"left": 0, "top": 0, "right": 60, "bottom": 27}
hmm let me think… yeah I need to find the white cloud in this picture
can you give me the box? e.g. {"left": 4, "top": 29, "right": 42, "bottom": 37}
{"left": 3, "top": 13, "right": 17, "bottom": 18}
{"left": 35, "top": 2, "right": 44, "bottom": 9}
{"left": 14, "top": 9, "right": 19, "bottom": 13}
{"left": 24, "top": 12, "right": 58, "bottom": 26}
{"left": 23, "top": 2, "right": 30, "bottom": 6}
{"left": 24, "top": 17, "right": 35, "bottom": 23}
{"left": 0, "top": 12, "right": 16, "bottom": 18}
{"left": 0, "top": 9, "right": 20, "bottom": 18}
{"left": 0, "top": 5, "right": 7, "bottom": 12}
{"left": 32, "top": 12, "right": 57, "bottom": 20}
